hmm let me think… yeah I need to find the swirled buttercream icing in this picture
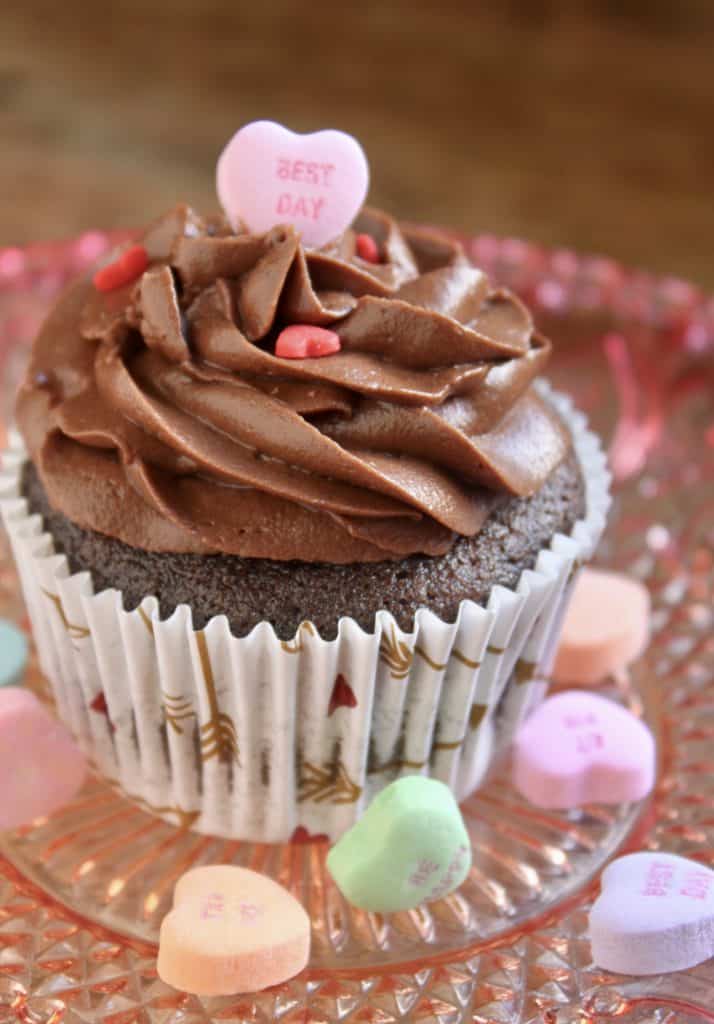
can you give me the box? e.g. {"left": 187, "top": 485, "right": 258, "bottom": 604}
{"left": 16, "top": 206, "right": 571, "bottom": 562}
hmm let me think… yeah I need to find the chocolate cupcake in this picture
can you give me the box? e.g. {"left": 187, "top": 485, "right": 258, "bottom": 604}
{"left": 1, "top": 180, "right": 609, "bottom": 840}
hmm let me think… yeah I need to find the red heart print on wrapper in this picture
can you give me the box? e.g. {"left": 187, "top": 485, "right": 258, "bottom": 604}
{"left": 216, "top": 121, "right": 370, "bottom": 247}
{"left": 589, "top": 852, "right": 714, "bottom": 975}
{"left": 512, "top": 690, "right": 655, "bottom": 810}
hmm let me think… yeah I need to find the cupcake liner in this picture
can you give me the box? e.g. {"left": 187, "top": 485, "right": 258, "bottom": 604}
{"left": 0, "top": 383, "right": 610, "bottom": 841}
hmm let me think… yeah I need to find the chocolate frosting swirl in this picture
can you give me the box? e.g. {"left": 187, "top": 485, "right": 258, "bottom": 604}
{"left": 16, "top": 205, "right": 570, "bottom": 562}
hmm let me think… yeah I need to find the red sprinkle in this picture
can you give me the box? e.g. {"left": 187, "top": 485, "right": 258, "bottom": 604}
{"left": 355, "top": 233, "right": 379, "bottom": 263}
{"left": 93, "top": 244, "right": 149, "bottom": 292}
{"left": 275, "top": 324, "right": 341, "bottom": 359}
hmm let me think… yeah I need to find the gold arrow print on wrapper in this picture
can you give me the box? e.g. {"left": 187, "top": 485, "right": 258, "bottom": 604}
{"left": 161, "top": 633, "right": 239, "bottom": 764}
{"left": 298, "top": 759, "right": 362, "bottom": 805}
{"left": 138, "top": 606, "right": 155, "bottom": 636}
{"left": 41, "top": 589, "right": 90, "bottom": 640}
{"left": 196, "top": 632, "right": 239, "bottom": 764}
{"left": 379, "top": 624, "right": 482, "bottom": 678}
{"left": 514, "top": 658, "right": 539, "bottom": 685}
{"left": 280, "top": 620, "right": 316, "bottom": 654}
{"left": 162, "top": 692, "right": 195, "bottom": 735}
{"left": 379, "top": 624, "right": 414, "bottom": 679}
{"left": 129, "top": 792, "right": 200, "bottom": 830}
{"left": 414, "top": 645, "right": 447, "bottom": 671}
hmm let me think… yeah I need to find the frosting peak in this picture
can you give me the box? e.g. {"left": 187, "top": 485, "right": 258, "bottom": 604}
{"left": 17, "top": 205, "right": 570, "bottom": 562}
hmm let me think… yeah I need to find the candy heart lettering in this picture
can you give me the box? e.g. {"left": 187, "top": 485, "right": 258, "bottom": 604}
{"left": 157, "top": 865, "right": 310, "bottom": 995}
{"left": 327, "top": 776, "right": 471, "bottom": 912}
{"left": 589, "top": 852, "right": 714, "bottom": 975}
{"left": 512, "top": 691, "right": 655, "bottom": 809}
{"left": 216, "top": 121, "right": 369, "bottom": 247}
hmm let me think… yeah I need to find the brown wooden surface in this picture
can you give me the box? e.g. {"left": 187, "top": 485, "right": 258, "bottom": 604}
{"left": 2, "top": 1, "right": 713, "bottom": 288}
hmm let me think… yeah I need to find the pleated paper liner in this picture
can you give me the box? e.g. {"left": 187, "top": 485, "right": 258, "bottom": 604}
{"left": 0, "top": 382, "right": 610, "bottom": 841}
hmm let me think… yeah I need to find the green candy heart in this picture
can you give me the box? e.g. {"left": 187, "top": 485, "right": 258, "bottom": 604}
{"left": 326, "top": 776, "right": 471, "bottom": 913}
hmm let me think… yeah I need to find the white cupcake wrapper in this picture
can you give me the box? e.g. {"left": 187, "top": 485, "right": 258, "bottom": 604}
{"left": 0, "top": 383, "right": 610, "bottom": 841}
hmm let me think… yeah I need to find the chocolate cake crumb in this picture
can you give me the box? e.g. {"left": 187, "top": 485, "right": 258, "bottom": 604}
{"left": 22, "top": 455, "right": 585, "bottom": 640}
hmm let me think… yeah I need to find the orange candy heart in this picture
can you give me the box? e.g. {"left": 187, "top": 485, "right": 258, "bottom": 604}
{"left": 157, "top": 865, "right": 310, "bottom": 995}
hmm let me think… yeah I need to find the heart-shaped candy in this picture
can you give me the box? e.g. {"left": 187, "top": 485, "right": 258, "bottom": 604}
{"left": 327, "top": 776, "right": 471, "bottom": 913}
{"left": 512, "top": 691, "right": 655, "bottom": 809}
{"left": 590, "top": 852, "right": 714, "bottom": 975}
{"left": 553, "top": 568, "right": 651, "bottom": 684}
{"left": 0, "top": 688, "right": 86, "bottom": 829}
{"left": 157, "top": 865, "right": 310, "bottom": 995}
{"left": 216, "top": 121, "right": 369, "bottom": 247}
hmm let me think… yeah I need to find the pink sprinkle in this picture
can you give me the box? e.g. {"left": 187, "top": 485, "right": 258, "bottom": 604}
{"left": 355, "top": 233, "right": 379, "bottom": 263}
{"left": 275, "top": 325, "right": 341, "bottom": 359}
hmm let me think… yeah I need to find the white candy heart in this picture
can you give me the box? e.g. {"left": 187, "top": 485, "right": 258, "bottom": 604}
{"left": 216, "top": 121, "right": 369, "bottom": 247}
{"left": 590, "top": 852, "right": 714, "bottom": 975}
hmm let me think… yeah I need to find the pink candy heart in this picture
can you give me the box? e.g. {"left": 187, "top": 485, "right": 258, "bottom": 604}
{"left": 512, "top": 690, "right": 655, "bottom": 809}
{"left": 0, "top": 688, "right": 86, "bottom": 829}
{"left": 216, "top": 121, "right": 369, "bottom": 247}
{"left": 590, "top": 852, "right": 714, "bottom": 975}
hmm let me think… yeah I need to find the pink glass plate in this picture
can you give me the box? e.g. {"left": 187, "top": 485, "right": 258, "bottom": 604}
{"left": 0, "top": 230, "right": 712, "bottom": 1023}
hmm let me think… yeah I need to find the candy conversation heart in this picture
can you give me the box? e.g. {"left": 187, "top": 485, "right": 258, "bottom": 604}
{"left": 326, "top": 776, "right": 471, "bottom": 913}
{"left": 157, "top": 865, "right": 310, "bottom": 995}
{"left": 553, "top": 567, "right": 650, "bottom": 684}
{"left": 216, "top": 120, "right": 369, "bottom": 247}
{"left": 512, "top": 691, "right": 655, "bottom": 810}
{"left": 0, "top": 688, "right": 86, "bottom": 829}
{"left": 590, "top": 852, "right": 714, "bottom": 975}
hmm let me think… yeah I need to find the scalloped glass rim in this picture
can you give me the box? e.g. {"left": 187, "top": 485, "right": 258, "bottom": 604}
{"left": 0, "top": 228, "right": 712, "bottom": 1022}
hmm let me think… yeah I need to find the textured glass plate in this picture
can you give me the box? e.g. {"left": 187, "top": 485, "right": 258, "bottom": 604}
{"left": 0, "top": 230, "right": 712, "bottom": 1023}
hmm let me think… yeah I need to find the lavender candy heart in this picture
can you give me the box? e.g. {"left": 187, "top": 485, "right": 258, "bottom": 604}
{"left": 590, "top": 852, "right": 714, "bottom": 975}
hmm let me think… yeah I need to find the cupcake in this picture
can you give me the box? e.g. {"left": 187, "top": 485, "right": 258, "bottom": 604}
{"left": 0, "top": 126, "right": 610, "bottom": 841}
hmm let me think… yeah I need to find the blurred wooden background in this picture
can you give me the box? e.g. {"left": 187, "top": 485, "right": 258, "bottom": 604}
{"left": 2, "top": 0, "right": 713, "bottom": 287}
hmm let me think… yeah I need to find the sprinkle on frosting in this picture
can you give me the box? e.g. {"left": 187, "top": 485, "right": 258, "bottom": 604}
{"left": 16, "top": 205, "right": 570, "bottom": 563}
{"left": 93, "top": 245, "right": 149, "bottom": 293}
{"left": 355, "top": 233, "right": 379, "bottom": 264}
{"left": 275, "top": 325, "right": 342, "bottom": 359}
